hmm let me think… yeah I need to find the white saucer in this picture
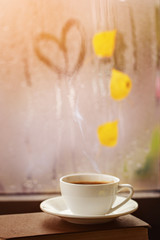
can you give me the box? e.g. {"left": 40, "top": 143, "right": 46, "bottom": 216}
{"left": 40, "top": 196, "right": 138, "bottom": 224}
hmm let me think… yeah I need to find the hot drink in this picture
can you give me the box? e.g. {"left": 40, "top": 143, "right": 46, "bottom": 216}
{"left": 60, "top": 173, "right": 134, "bottom": 215}
{"left": 71, "top": 181, "right": 114, "bottom": 184}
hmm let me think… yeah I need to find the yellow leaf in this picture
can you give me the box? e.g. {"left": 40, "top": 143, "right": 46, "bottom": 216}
{"left": 92, "top": 30, "right": 116, "bottom": 57}
{"left": 97, "top": 120, "right": 118, "bottom": 147}
{"left": 110, "top": 69, "right": 132, "bottom": 100}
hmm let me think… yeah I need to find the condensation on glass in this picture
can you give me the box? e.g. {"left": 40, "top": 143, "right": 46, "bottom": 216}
{"left": 0, "top": 0, "right": 159, "bottom": 193}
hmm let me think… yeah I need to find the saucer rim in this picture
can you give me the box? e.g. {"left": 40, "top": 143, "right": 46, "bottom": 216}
{"left": 40, "top": 196, "right": 138, "bottom": 219}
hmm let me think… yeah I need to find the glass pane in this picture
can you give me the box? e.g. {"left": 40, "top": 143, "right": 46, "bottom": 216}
{"left": 0, "top": 0, "right": 159, "bottom": 193}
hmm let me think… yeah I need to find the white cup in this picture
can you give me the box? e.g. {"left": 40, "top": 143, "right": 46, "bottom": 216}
{"left": 60, "top": 173, "right": 134, "bottom": 215}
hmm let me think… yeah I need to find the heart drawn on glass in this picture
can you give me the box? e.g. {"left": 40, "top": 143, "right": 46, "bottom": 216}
{"left": 34, "top": 19, "right": 86, "bottom": 77}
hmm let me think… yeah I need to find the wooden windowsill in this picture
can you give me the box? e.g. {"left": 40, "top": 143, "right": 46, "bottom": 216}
{"left": 0, "top": 190, "right": 159, "bottom": 239}
{"left": 0, "top": 190, "right": 159, "bottom": 202}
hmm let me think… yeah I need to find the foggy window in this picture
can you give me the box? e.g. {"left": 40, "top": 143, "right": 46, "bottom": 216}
{"left": 0, "top": 0, "right": 159, "bottom": 193}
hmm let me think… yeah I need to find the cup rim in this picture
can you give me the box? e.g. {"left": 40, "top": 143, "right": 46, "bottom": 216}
{"left": 60, "top": 173, "right": 120, "bottom": 185}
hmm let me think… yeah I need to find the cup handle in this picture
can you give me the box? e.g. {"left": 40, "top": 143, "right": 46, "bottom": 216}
{"left": 108, "top": 184, "right": 134, "bottom": 213}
